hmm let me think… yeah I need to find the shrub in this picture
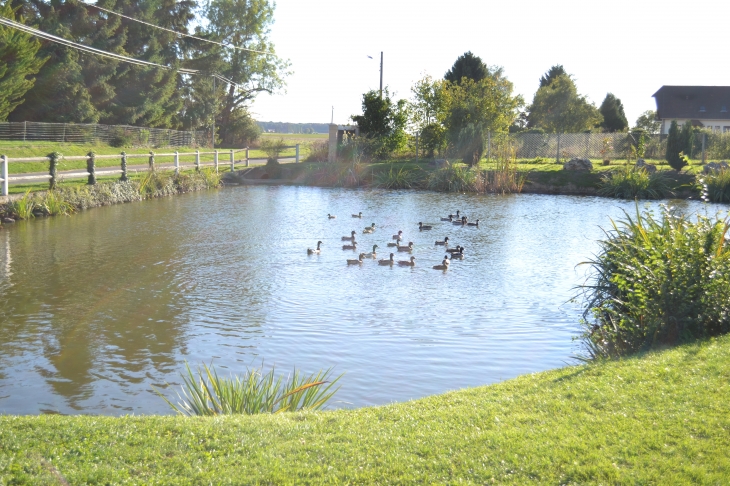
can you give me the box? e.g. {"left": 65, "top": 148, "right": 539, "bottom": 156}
{"left": 260, "top": 138, "right": 287, "bottom": 162}
{"left": 155, "top": 362, "right": 342, "bottom": 416}
{"left": 578, "top": 206, "right": 730, "bottom": 358}
{"left": 698, "top": 168, "right": 730, "bottom": 203}
{"left": 665, "top": 121, "right": 686, "bottom": 171}
{"left": 305, "top": 140, "right": 328, "bottom": 162}
{"left": 427, "top": 164, "right": 477, "bottom": 192}
{"left": 373, "top": 165, "right": 422, "bottom": 189}
{"left": 598, "top": 165, "right": 671, "bottom": 199}
{"left": 109, "top": 128, "right": 134, "bottom": 148}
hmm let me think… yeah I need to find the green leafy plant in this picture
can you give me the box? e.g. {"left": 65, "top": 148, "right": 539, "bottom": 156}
{"left": 260, "top": 138, "right": 287, "bottom": 163}
{"left": 11, "top": 189, "right": 35, "bottom": 219}
{"left": 598, "top": 165, "right": 671, "bottom": 199}
{"left": 373, "top": 165, "right": 421, "bottom": 189}
{"left": 37, "top": 190, "right": 74, "bottom": 216}
{"left": 155, "top": 362, "right": 343, "bottom": 416}
{"left": 578, "top": 205, "right": 730, "bottom": 359}
{"left": 427, "top": 164, "right": 476, "bottom": 192}
{"left": 698, "top": 168, "right": 730, "bottom": 203}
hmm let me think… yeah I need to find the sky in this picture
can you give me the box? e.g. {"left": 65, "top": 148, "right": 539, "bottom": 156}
{"left": 250, "top": 0, "right": 730, "bottom": 127}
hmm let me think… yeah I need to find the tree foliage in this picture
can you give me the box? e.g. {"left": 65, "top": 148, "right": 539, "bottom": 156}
{"left": 599, "top": 93, "right": 628, "bottom": 132}
{"left": 665, "top": 120, "right": 686, "bottom": 171}
{"left": 0, "top": 0, "right": 47, "bottom": 121}
{"left": 444, "top": 51, "right": 489, "bottom": 84}
{"left": 351, "top": 88, "right": 408, "bottom": 159}
{"left": 633, "top": 110, "right": 661, "bottom": 134}
{"left": 528, "top": 74, "right": 602, "bottom": 133}
{"left": 538, "top": 65, "right": 567, "bottom": 88}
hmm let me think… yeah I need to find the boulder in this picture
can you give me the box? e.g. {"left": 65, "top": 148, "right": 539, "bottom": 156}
{"left": 431, "top": 159, "right": 450, "bottom": 168}
{"left": 702, "top": 161, "right": 729, "bottom": 174}
{"left": 563, "top": 158, "right": 593, "bottom": 171}
{"left": 2, "top": 217, "right": 15, "bottom": 224}
{"left": 635, "top": 159, "right": 657, "bottom": 174}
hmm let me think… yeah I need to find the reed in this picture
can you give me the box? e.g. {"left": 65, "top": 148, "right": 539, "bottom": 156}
{"left": 427, "top": 164, "right": 476, "bottom": 192}
{"left": 578, "top": 205, "right": 730, "bottom": 359}
{"left": 36, "top": 190, "right": 74, "bottom": 216}
{"left": 155, "top": 362, "right": 343, "bottom": 416}
{"left": 598, "top": 165, "right": 671, "bottom": 199}
{"left": 11, "top": 189, "right": 35, "bottom": 219}
{"left": 698, "top": 168, "right": 730, "bottom": 203}
{"left": 372, "top": 165, "right": 422, "bottom": 189}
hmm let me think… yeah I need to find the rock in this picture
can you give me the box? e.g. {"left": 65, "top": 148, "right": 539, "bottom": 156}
{"left": 2, "top": 217, "right": 15, "bottom": 223}
{"left": 635, "top": 159, "right": 657, "bottom": 174}
{"left": 563, "top": 158, "right": 593, "bottom": 171}
{"left": 431, "top": 159, "right": 450, "bottom": 168}
{"left": 703, "top": 161, "right": 730, "bottom": 174}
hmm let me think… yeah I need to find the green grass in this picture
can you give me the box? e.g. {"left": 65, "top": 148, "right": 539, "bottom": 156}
{"left": 1, "top": 335, "right": 729, "bottom": 483}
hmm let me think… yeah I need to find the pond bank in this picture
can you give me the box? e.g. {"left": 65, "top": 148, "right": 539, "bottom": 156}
{"left": 2, "top": 335, "right": 728, "bottom": 483}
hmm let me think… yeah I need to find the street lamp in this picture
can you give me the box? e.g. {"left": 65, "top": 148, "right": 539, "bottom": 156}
{"left": 367, "top": 51, "right": 383, "bottom": 98}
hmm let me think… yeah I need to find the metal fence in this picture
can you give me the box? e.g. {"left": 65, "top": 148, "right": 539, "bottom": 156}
{"left": 0, "top": 121, "right": 209, "bottom": 148}
{"left": 482, "top": 131, "right": 730, "bottom": 162}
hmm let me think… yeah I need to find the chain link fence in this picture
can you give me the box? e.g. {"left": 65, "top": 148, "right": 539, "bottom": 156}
{"left": 0, "top": 121, "right": 210, "bottom": 148}
{"left": 485, "top": 131, "right": 730, "bottom": 162}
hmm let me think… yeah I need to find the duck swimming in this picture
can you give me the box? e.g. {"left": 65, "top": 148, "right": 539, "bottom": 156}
{"left": 347, "top": 253, "right": 365, "bottom": 265}
{"left": 446, "top": 245, "right": 463, "bottom": 254}
{"left": 342, "top": 231, "right": 357, "bottom": 241}
{"left": 392, "top": 230, "right": 403, "bottom": 240}
{"left": 363, "top": 223, "right": 376, "bottom": 234}
{"left": 467, "top": 219, "right": 479, "bottom": 227}
{"left": 398, "top": 256, "right": 416, "bottom": 267}
{"left": 328, "top": 213, "right": 336, "bottom": 219}
{"left": 433, "top": 257, "right": 450, "bottom": 270}
{"left": 342, "top": 241, "right": 358, "bottom": 250}
{"left": 364, "top": 244, "right": 379, "bottom": 258}
{"left": 396, "top": 241, "right": 414, "bottom": 252}
{"left": 451, "top": 247, "right": 465, "bottom": 259}
{"left": 435, "top": 236, "right": 449, "bottom": 246}
{"left": 307, "top": 241, "right": 323, "bottom": 255}
{"left": 352, "top": 212, "right": 362, "bottom": 218}
{"left": 418, "top": 222, "right": 433, "bottom": 230}
{"left": 378, "top": 253, "right": 395, "bottom": 266}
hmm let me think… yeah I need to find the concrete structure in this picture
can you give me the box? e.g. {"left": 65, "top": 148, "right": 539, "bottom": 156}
{"left": 653, "top": 86, "right": 730, "bottom": 134}
{"left": 328, "top": 124, "right": 359, "bottom": 162}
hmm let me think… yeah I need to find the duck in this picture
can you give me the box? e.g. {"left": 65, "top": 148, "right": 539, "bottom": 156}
{"left": 452, "top": 216, "right": 467, "bottom": 225}
{"left": 363, "top": 223, "right": 376, "bottom": 234}
{"left": 467, "top": 219, "right": 479, "bottom": 227}
{"left": 378, "top": 253, "right": 395, "bottom": 266}
{"left": 352, "top": 212, "right": 362, "bottom": 218}
{"left": 386, "top": 241, "right": 399, "bottom": 247}
{"left": 446, "top": 245, "right": 463, "bottom": 254}
{"left": 441, "top": 210, "right": 460, "bottom": 221}
{"left": 435, "top": 236, "right": 449, "bottom": 246}
{"left": 342, "top": 241, "right": 358, "bottom": 250}
{"left": 328, "top": 213, "right": 336, "bottom": 219}
{"left": 342, "top": 231, "right": 357, "bottom": 241}
{"left": 392, "top": 230, "right": 403, "bottom": 240}
{"left": 418, "top": 222, "right": 433, "bottom": 230}
{"left": 347, "top": 253, "right": 365, "bottom": 265}
{"left": 451, "top": 247, "right": 465, "bottom": 259}
{"left": 396, "top": 241, "right": 414, "bottom": 252}
{"left": 306, "top": 241, "right": 323, "bottom": 255}
{"left": 364, "top": 244, "right": 379, "bottom": 258}
{"left": 398, "top": 256, "right": 416, "bottom": 266}
{"left": 433, "top": 257, "right": 450, "bottom": 270}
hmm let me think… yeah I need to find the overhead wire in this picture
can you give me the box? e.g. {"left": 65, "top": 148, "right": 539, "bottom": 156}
{"left": 79, "top": 1, "right": 274, "bottom": 55}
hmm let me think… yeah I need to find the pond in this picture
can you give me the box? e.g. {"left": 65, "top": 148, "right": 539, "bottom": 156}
{"left": 0, "top": 187, "right": 718, "bottom": 415}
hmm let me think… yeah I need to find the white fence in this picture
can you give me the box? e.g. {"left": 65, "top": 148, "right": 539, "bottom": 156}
{"left": 0, "top": 121, "right": 208, "bottom": 148}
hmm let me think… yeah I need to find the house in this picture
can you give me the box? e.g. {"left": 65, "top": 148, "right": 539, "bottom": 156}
{"left": 652, "top": 86, "right": 730, "bottom": 134}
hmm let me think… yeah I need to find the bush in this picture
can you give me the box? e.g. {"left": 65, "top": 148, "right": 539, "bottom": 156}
{"left": 665, "top": 121, "right": 686, "bottom": 171}
{"left": 372, "top": 165, "right": 422, "bottom": 189}
{"left": 698, "top": 168, "right": 730, "bottom": 203}
{"left": 109, "top": 128, "right": 134, "bottom": 148}
{"left": 598, "top": 165, "right": 672, "bottom": 199}
{"left": 260, "top": 138, "right": 287, "bottom": 162}
{"left": 579, "top": 206, "right": 730, "bottom": 358}
{"left": 427, "top": 164, "right": 477, "bottom": 192}
{"left": 305, "top": 140, "right": 328, "bottom": 162}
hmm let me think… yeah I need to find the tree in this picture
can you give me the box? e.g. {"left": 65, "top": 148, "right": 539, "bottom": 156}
{"left": 633, "top": 110, "right": 661, "bottom": 134}
{"left": 528, "top": 74, "right": 602, "bottom": 133}
{"left": 351, "top": 88, "right": 408, "bottom": 159}
{"left": 665, "top": 120, "right": 686, "bottom": 171}
{"left": 679, "top": 121, "right": 694, "bottom": 157}
{"left": 443, "top": 74, "right": 522, "bottom": 165}
{"left": 444, "top": 51, "right": 489, "bottom": 84}
{"left": 599, "top": 93, "right": 628, "bottom": 132}
{"left": 410, "top": 74, "right": 447, "bottom": 157}
{"left": 0, "top": 0, "right": 47, "bottom": 121}
{"left": 538, "top": 65, "right": 567, "bottom": 88}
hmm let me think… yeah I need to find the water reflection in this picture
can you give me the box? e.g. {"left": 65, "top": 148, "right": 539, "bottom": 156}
{"left": 0, "top": 188, "right": 722, "bottom": 415}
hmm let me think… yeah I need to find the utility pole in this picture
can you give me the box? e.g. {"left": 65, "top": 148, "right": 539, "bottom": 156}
{"left": 212, "top": 75, "right": 216, "bottom": 149}
{"left": 379, "top": 51, "right": 383, "bottom": 98}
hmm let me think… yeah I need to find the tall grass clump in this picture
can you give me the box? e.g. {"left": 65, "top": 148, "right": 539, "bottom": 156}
{"left": 155, "top": 362, "right": 342, "bottom": 416}
{"left": 303, "top": 161, "right": 367, "bottom": 188}
{"left": 578, "top": 205, "right": 730, "bottom": 359}
{"left": 372, "top": 165, "right": 422, "bottom": 189}
{"left": 11, "top": 189, "right": 35, "bottom": 219}
{"left": 698, "top": 169, "right": 730, "bottom": 203}
{"left": 598, "top": 165, "right": 671, "bottom": 199}
{"left": 427, "top": 164, "right": 476, "bottom": 192}
{"left": 477, "top": 147, "right": 526, "bottom": 194}
{"left": 36, "top": 190, "right": 74, "bottom": 216}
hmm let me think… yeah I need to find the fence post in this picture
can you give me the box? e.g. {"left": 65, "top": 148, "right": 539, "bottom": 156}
{"left": 63, "top": 123, "right": 66, "bottom": 143}
{"left": 149, "top": 151, "right": 155, "bottom": 171}
{"left": 1, "top": 155, "right": 7, "bottom": 197}
{"left": 214, "top": 150, "right": 219, "bottom": 173}
{"left": 195, "top": 150, "right": 200, "bottom": 172}
{"left": 173, "top": 151, "right": 179, "bottom": 174}
{"left": 120, "top": 152, "right": 128, "bottom": 181}
{"left": 245, "top": 147, "right": 249, "bottom": 167}
{"left": 487, "top": 130, "right": 491, "bottom": 161}
{"left": 702, "top": 132, "right": 707, "bottom": 164}
{"left": 87, "top": 151, "right": 96, "bottom": 185}
{"left": 23, "top": 121, "right": 26, "bottom": 142}
{"left": 295, "top": 144, "right": 300, "bottom": 163}
{"left": 48, "top": 152, "right": 60, "bottom": 190}
{"left": 556, "top": 133, "right": 561, "bottom": 163}
{"left": 230, "top": 150, "right": 234, "bottom": 172}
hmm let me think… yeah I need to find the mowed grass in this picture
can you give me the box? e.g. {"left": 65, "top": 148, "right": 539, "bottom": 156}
{"left": 2, "top": 335, "right": 729, "bottom": 484}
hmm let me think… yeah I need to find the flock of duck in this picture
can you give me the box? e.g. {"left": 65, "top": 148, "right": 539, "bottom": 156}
{"left": 307, "top": 210, "right": 479, "bottom": 270}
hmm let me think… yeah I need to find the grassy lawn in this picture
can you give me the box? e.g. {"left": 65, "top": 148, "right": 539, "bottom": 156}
{"left": 1, "top": 335, "right": 728, "bottom": 483}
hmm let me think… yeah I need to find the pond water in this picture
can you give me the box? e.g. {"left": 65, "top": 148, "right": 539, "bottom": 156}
{"left": 0, "top": 187, "right": 719, "bottom": 415}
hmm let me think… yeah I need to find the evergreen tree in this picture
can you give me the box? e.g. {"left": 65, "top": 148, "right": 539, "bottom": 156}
{"left": 538, "top": 65, "right": 567, "bottom": 88}
{"left": 665, "top": 120, "right": 686, "bottom": 171}
{"left": 444, "top": 51, "right": 489, "bottom": 84}
{"left": 0, "top": 0, "right": 47, "bottom": 120}
{"left": 599, "top": 93, "right": 628, "bottom": 132}
{"left": 679, "top": 121, "right": 694, "bottom": 157}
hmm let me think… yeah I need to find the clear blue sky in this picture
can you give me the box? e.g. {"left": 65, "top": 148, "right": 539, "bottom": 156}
{"left": 251, "top": 0, "right": 730, "bottom": 127}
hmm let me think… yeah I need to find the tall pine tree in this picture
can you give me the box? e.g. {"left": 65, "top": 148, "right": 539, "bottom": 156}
{"left": 599, "top": 93, "right": 628, "bottom": 132}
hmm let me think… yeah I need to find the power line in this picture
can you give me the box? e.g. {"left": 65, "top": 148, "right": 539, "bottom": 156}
{"left": 0, "top": 15, "right": 199, "bottom": 74}
{"left": 80, "top": 1, "right": 275, "bottom": 56}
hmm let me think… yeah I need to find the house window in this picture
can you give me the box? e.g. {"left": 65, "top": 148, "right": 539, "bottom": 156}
{"left": 724, "top": 126, "right": 730, "bottom": 133}
{"left": 722, "top": 106, "right": 728, "bottom": 113}
{"left": 700, "top": 106, "right": 707, "bottom": 112}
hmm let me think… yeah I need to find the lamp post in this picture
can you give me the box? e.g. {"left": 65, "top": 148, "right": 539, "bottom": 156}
{"left": 367, "top": 52, "right": 384, "bottom": 98}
